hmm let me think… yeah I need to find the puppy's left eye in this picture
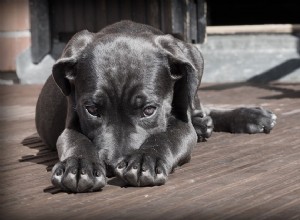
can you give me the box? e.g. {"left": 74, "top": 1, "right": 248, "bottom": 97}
{"left": 85, "top": 105, "right": 98, "bottom": 117}
{"left": 143, "top": 106, "right": 157, "bottom": 117}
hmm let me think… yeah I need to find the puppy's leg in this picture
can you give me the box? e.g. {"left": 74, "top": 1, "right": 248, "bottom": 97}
{"left": 36, "top": 77, "right": 106, "bottom": 192}
{"left": 115, "top": 117, "right": 197, "bottom": 187}
{"left": 51, "top": 129, "right": 106, "bottom": 192}
{"left": 191, "top": 95, "right": 213, "bottom": 142}
{"left": 208, "top": 107, "right": 277, "bottom": 134}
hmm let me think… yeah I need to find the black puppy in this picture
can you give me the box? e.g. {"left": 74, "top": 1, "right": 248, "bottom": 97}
{"left": 35, "top": 21, "right": 277, "bottom": 192}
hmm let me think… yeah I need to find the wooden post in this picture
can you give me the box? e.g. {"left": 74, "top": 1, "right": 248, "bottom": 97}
{"left": 189, "top": 0, "right": 197, "bottom": 43}
{"left": 196, "top": 0, "right": 206, "bottom": 43}
{"left": 29, "top": 0, "right": 50, "bottom": 64}
{"left": 161, "top": 0, "right": 206, "bottom": 43}
{"left": 147, "top": 0, "right": 161, "bottom": 29}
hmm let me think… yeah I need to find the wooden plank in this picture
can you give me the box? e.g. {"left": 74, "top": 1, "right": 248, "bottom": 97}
{"left": 1, "top": 83, "right": 300, "bottom": 219}
{"left": 131, "top": 0, "right": 146, "bottom": 24}
{"left": 160, "top": 0, "right": 171, "bottom": 34}
{"left": 50, "top": 0, "right": 65, "bottom": 40}
{"left": 106, "top": 0, "right": 119, "bottom": 25}
{"left": 84, "top": 0, "right": 96, "bottom": 32}
{"left": 63, "top": 0, "right": 75, "bottom": 33}
{"left": 207, "top": 24, "right": 300, "bottom": 35}
{"left": 120, "top": 0, "right": 132, "bottom": 20}
{"left": 146, "top": 0, "right": 160, "bottom": 29}
{"left": 74, "top": 0, "right": 86, "bottom": 31}
{"left": 95, "top": 0, "right": 107, "bottom": 31}
{"left": 171, "top": 0, "right": 185, "bottom": 38}
{"left": 196, "top": 0, "right": 206, "bottom": 43}
{"left": 189, "top": 0, "right": 197, "bottom": 43}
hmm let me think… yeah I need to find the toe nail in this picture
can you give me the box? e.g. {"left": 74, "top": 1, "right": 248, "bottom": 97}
{"left": 81, "top": 169, "right": 87, "bottom": 175}
{"left": 56, "top": 169, "right": 63, "bottom": 176}
{"left": 94, "top": 170, "right": 102, "bottom": 177}
{"left": 118, "top": 162, "right": 126, "bottom": 169}
{"left": 71, "top": 168, "right": 77, "bottom": 174}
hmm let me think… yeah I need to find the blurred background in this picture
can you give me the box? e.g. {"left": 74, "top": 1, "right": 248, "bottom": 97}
{"left": 0, "top": 0, "right": 299, "bottom": 85}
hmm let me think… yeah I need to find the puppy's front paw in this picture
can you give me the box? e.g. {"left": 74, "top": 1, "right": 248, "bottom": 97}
{"left": 115, "top": 152, "right": 169, "bottom": 187}
{"left": 51, "top": 157, "right": 106, "bottom": 193}
{"left": 192, "top": 110, "right": 213, "bottom": 142}
{"left": 232, "top": 107, "right": 277, "bottom": 134}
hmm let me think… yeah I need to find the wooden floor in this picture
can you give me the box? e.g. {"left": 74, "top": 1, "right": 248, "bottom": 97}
{"left": 0, "top": 83, "right": 300, "bottom": 220}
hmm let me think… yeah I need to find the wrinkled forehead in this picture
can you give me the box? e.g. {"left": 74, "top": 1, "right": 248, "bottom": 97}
{"left": 91, "top": 36, "right": 162, "bottom": 70}
{"left": 75, "top": 37, "right": 172, "bottom": 99}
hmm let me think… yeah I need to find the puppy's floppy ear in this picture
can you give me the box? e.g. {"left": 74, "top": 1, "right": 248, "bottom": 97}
{"left": 155, "top": 35, "right": 201, "bottom": 110}
{"left": 52, "top": 30, "right": 95, "bottom": 96}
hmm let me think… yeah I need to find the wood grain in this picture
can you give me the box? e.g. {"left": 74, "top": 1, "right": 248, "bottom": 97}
{"left": 0, "top": 83, "right": 299, "bottom": 219}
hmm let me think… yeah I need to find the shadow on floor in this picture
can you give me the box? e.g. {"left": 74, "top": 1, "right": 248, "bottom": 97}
{"left": 247, "top": 59, "right": 300, "bottom": 84}
{"left": 20, "top": 133, "right": 57, "bottom": 172}
{"left": 201, "top": 33, "right": 300, "bottom": 99}
{"left": 20, "top": 133, "right": 61, "bottom": 193}
{"left": 20, "top": 133, "right": 126, "bottom": 193}
{"left": 200, "top": 82, "right": 300, "bottom": 99}
{"left": 247, "top": 33, "right": 300, "bottom": 85}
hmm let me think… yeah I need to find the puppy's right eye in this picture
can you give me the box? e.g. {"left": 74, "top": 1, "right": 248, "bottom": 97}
{"left": 85, "top": 105, "right": 98, "bottom": 117}
{"left": 142, "top": 106, "right": 157, "bottom": 117}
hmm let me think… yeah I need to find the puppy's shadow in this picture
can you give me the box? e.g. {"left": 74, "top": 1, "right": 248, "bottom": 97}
{"left": 107, "top": 177, "right": 127, "bottom": 187}
{"left": 20, "top": 133, "right": 62, "bottom": 193}
{"left": 20, "top": 133, "right": 127, "bottom": 193}
{"left": 20, "top": 133, "right": 58, "bottom": 171}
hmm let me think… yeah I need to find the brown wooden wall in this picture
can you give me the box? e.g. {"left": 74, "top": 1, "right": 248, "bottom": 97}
{"left": 29, "top": 0, "right": 206, "bottom": 63}
{"left": 49, "top": 0, "right": 205, "bottom": 43}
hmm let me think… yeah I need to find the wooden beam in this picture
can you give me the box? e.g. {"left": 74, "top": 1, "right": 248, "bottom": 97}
{"left": 207, "top": 24, "right": 300, "bottom": 35}
{"left": 196, "top": 0, "right": 206, "bottom": 43}
{"left": 29, "top": 0, "right": 51, "bottom": 64}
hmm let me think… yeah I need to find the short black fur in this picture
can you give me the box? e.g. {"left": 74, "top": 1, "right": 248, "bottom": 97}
{"left": 36, "top": 21, "right": 277, "bottom": 192}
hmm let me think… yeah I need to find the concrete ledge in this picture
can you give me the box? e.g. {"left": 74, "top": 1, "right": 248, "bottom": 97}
{"left": 16, "top": 48, "right": 55, "bottom": 84}
{"left": 16, "top": 34, "right": 300, "bottom": 84}
{"left": 198, "top": 34, "right": 300, "bottom": 83}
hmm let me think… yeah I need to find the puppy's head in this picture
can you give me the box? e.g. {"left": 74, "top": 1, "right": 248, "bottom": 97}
{"left": 52, "top": 30, "right": 199, "bottom": 163}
